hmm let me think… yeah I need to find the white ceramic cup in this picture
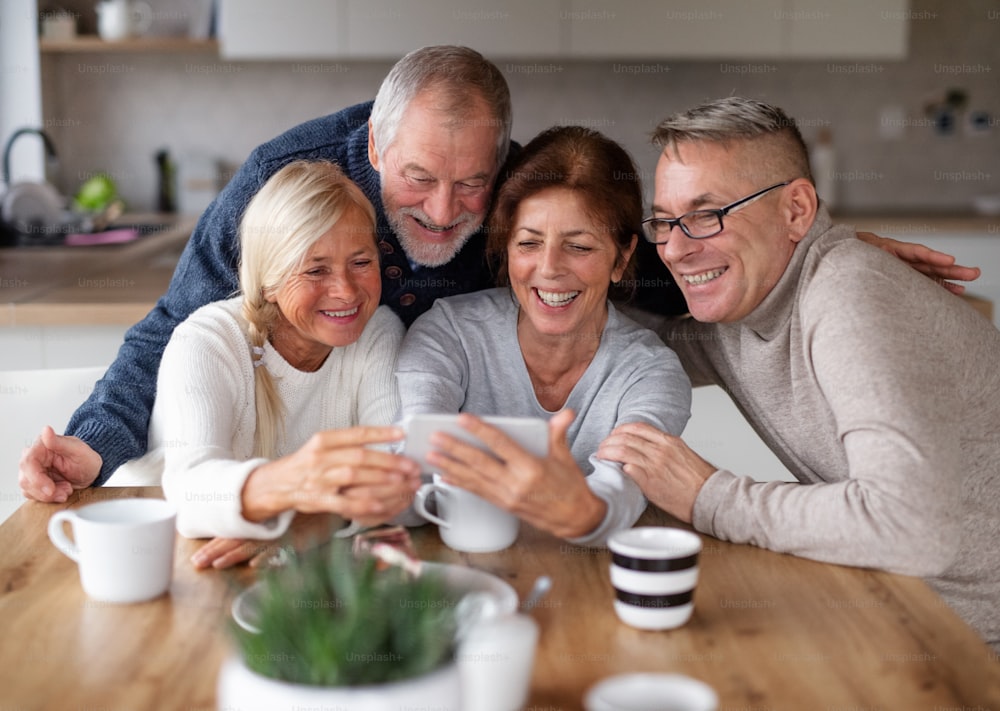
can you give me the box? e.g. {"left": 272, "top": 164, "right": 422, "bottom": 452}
{"left": 413, "top": 474, "right": 519, "bottom": 553}
{"left": 585, "top": 673, "right": 718, "bottom": 711}
{"left": 48, "top": 498, "right": 176, "bottom": 603}
{"left": 607, "top": 527, "right": 702, "bottom": 630}
{"left": 96, "top": 0, "right": 152, "bottom": 40}
{"left": 458, "top": 613, "right": 539, "bottom": 711}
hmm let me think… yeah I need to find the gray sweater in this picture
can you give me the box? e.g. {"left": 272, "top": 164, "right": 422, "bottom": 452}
{"left": 660, "top": 209, "right": 1000, "bottom": 648}
{"left": 396, "top": 288, "right": 692, "bottom": 547}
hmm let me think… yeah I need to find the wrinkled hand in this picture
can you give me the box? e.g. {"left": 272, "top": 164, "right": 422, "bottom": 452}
{"left": 597, "top": 422, "right": 716, "bottom": 524}
{"left": 426, "top": 410, "right": 606, "bottom": 539}
{"left": 190, "top": 513, "right": 353, "bottom": 570}
{"left": 18, "top": 425, "right": 102, "bottom": 503}
{"left": 857, "top": 231, "right": 981, "bottom": 295}
{"left": 241, "top": 426, "right": 421, "bottom": 524}
{"left": 190, "top": 537, "right": 281, "bottom": 570}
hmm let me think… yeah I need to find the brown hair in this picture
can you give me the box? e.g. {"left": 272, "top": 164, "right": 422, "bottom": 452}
{"left": 487, "top": 125, "right": 642, "bottom": 287}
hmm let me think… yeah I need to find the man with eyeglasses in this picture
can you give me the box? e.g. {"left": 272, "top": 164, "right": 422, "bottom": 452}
{"left": 600, "top": 97, "right": 1000, "bottom": 651}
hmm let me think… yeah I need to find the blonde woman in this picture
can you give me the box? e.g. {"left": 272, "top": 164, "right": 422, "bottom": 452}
{"left": 116, "top": 160, "right": 420, "bottom": 567}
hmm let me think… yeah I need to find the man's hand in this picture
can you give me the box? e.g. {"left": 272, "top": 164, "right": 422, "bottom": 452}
{"left": 857, "top": 231, "right": 981, "bottom": 295}
{"left": 597, "top": 422, "right": 716, "bottom": 524}
{"left": 19, "top": 425, "right": 102, "bottom": 502}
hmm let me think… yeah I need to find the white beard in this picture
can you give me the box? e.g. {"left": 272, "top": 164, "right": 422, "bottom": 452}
{"left": 384, "top": 203, "right": 481, "bottom": 268}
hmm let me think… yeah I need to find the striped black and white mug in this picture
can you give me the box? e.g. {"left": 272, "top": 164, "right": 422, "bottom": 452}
{"left": 608, "top": 527, "right": 702, "bottom": 630}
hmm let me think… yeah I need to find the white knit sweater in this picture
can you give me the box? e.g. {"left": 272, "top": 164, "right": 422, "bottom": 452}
{"left": 117, "top": 297, "right": 403, "bottom": 539}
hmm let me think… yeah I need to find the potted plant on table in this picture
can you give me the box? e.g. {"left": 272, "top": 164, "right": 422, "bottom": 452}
{"left": 217, "top": 541, "right": 462, "bottom": 711}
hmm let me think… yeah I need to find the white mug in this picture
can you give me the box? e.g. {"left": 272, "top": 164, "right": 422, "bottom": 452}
{"left": 48, "top": 498, "right": 176, "bottom": 603}
{"left": 608, "top": 527, "right": 702, "bottom": 630}
{"left": 413, "top": 474, "right": 519, "bottom": 553}
{"left": 459, "top": 613, "right": 539, "bottom": 711}
{"left": 96, "top": 0, "right": 152, "bottom": 41}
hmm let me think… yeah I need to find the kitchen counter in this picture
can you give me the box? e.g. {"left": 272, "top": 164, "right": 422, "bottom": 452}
{"left": 0, "top": 213, "right": 995, "bottom": 329}
{"left": 832, "top": 211, "right": 1000, "bottom": 235}
{"left": 0, "top": 216, "right": 196, "bottom": 327}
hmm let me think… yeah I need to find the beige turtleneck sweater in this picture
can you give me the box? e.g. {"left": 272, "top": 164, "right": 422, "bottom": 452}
{"left": 656, "top": 208, "right": 1000, "bottom": 650}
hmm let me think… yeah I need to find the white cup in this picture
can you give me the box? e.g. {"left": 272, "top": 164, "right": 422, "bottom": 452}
{"left": 41, "top": 11, "right": 77, "bottom": 40}
{"left": 608, "top": 527, "right": 702, "bottom": 630}
{"left": 96, "top": 0, "right": 152, "bottom": 41}
{"left": 48, "top": 498, "right": 176, "bottom": 603}
{"left": 585, "top": 673, "right": 718, "bottom": 711}
{"left": 459, "top": 613, "right": 539, "bottom": 711}
{"left": 413, "top": 474, "right": 519, "bottom": 553}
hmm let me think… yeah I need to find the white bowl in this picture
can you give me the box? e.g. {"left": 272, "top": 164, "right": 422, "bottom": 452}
{"left": 231, "top": 561, "right": 518, "bottom": 634}
{"left": 585, "top": 672, "right": 718, "bottom": 711}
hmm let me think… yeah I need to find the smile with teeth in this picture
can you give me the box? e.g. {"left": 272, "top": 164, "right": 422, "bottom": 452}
{"left": 535, "top": 288, "right": 580, "bottom": 307}
{"left": 682, "top": 268, "right": 726, "bottom": 286}
{"left": 414, "top": 216, "right": 457, "bottom": 233}
{"left": 322, "top": 306, "right": 359, "bottom": 318}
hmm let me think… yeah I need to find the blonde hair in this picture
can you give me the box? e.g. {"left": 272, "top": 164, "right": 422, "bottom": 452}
{"left": 238, "top": 160, "right": 378, "bottom": 458}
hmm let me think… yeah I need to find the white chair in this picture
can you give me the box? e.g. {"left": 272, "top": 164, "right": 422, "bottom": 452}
{"left": 684, "top": 385, "right": 796, "bottom": 483}
{"left": 0, "top": 366, "right": 107, "bottom": 524}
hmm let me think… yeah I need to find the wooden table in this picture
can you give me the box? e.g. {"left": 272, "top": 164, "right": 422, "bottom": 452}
{"left": 2, "top": 487, "right": 998, "bottom": 710}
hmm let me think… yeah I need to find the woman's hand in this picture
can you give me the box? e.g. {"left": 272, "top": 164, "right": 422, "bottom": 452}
{"left": 597, "top": 422, "right": 716, "bottom": 524}
{"left": 426, "top": 410, "right": 607, "bottom": 540}
{"left": 18, "top": 426, "right": 102, "bottom": 502}
{"left": 240, "top": 425, "right": 421, "bottom": 524}
{"left": 190, "top": 537, "right": 279, "bottom": 570}
{"left": 190, "top": 513, "right": 351, "bottom": 570}
{"left": 856, "top": 232, "right": 981, "bottom": 295}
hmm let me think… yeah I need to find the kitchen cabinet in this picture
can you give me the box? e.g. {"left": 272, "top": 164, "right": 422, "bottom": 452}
{"left": 563, "top": 0, "right": 785, "bottom": 59}
{"left": 344, "top": 0, "right": 563, "bottom": 59}
{"left": 563, "top": 0, "right": 907, "bottom": 59}
{"left": 782, "top": 0, "right": 908, "bottom": 58}
{"left": 217, "top": 0, "right": 347, "bottom": 60}
{"left": 0, "top": 217, "right": 195, "bottom": 370}
{"left": 217, "top": 0, "right": 908, "bottom": 61}
{"left": 218, "top": 0, "right": 562, "bottom": 60}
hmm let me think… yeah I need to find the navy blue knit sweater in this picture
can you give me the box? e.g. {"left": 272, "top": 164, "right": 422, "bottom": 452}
{"left": 68, "top": 102, "right": 685, "bottom": 484}
{"left": 69, "top": 102, "right": 497, "bottom": 483}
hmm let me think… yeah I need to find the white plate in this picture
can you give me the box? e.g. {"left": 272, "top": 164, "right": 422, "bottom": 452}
{"left": 231, "top": 561, "right": 518, "bottom": 634}
{"left": 584, "top": 673, "right": 718, "bottom": 711}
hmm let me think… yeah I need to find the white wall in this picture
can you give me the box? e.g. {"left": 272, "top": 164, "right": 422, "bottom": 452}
{"left": 1, "top": 0, "right": 44, "bottom": 185}
{"left": 685, "top": 385, "right": 796, "bottom": 484}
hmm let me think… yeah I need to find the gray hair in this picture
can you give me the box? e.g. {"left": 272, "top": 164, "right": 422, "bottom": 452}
{"left": 652, "top": 97, "right": 813, "bottom": 183}
{"left": 370, "top": 45, "right": 512, "bottom": 169}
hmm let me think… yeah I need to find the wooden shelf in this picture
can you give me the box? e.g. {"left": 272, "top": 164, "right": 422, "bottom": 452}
{"left": 40, "top": 36, "right": 218, "bottom": 54}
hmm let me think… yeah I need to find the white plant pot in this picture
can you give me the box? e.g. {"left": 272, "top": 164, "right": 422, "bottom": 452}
{"left": 217, "top": 655, "right": 462, "bottom": 711}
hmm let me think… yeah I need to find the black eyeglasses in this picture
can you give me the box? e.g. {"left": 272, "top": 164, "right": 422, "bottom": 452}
{"left": 642, "top": 181, "right": 791, "bottom": 243}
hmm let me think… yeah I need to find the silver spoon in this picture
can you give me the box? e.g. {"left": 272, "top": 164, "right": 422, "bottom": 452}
{"left": 520, "top": 575, "right": 552, "bottom": 611}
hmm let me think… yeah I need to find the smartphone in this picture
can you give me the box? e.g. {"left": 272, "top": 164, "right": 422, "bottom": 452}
{"left": 401, "top": 413, "right": 549, "bottom": 473}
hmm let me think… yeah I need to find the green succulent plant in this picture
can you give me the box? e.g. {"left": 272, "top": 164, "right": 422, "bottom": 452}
{"left": 231, "top": 541, "right": 459, "bottom": 687}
